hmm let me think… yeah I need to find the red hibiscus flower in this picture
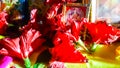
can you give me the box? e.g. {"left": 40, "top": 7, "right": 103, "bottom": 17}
{"left": 85, "top": 21, "right": 120, "bottom": 44}
{"left": 0, "top": 28, "right": 46, "bottom": 68}
{"left": 50, "top": 31, "right": 87, "bottom": 63}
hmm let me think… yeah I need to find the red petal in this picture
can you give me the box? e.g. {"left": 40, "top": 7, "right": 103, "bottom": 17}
{"left": 0, "top": 38, "right": 22, "bottom": 59}
{"left": 0, "top": 48, "right": 9, "bottom": 55}
{"left": 20, "top": 28, "right": 45, "bottom": 58}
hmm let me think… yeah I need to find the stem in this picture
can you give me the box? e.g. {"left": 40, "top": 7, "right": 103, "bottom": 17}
{"left": 90, "top": 43, "right": 98, "bottom": 52}
{"left": 77, "top": 38, "right": 89, "bottom": 53}
{"left": 24, "top": 57, "right": 31, "bottom": 68}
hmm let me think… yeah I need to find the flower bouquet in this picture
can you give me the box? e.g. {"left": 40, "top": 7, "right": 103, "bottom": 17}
{"left": 0, "top": 0, "right": 120, "bottom": 68}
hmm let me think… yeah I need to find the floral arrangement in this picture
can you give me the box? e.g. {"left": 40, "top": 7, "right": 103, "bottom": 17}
{"left": 0, "top": 0, "right": 120, "bottom": 68}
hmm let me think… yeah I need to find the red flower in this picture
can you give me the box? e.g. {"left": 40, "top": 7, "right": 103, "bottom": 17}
{"left": 0, "top": 28, "right": 45, "bottom": 59}
{"left": 50, "top": 31, "right": 87, "bottom": 63}
{"left": 45, "top": 3, "right": 66, "bottom": 30}
{"left": 0, "top": 12, "right": 8, "bottom": 34}
{"left": 85, "top": 21, "right": 120, "bottom": 44}
{"left": 71, "top": 20, "right": 84, "bottom": 40}
{"left": 46, "top": 3, "right": 62, "bottom": 23}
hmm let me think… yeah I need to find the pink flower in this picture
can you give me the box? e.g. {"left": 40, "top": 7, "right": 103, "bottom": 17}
{"left": 49, "top": 61, "right": 66, "bottom": 68}
{"left": 0, "top": 56, "right": 13, "bottom": 68}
